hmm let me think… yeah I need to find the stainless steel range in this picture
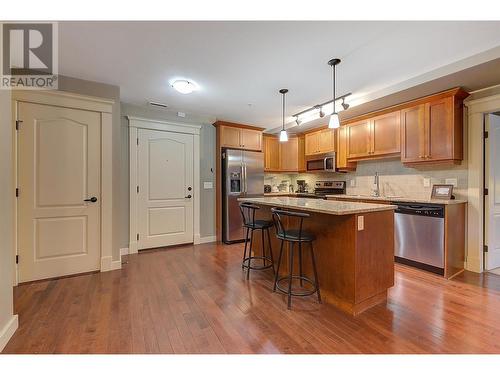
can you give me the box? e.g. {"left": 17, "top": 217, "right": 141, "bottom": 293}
{"left": 313, "top": 181, "right": 346, "bottom": 198}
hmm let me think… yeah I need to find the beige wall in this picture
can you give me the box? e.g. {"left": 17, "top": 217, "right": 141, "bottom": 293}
{"left": 120, "top": 103, "right": 216, "bottom": 248}
{"left": 0, "top": 89, "right": 15, "bottom": 344}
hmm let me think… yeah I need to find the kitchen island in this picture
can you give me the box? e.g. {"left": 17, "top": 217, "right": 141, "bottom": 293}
{"left": 238, "top": 196, "right": 397, "bottom": 315}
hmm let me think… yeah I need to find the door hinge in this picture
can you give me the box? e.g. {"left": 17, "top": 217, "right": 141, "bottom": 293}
{"left": 484, "top": 131, "right": 489, "bottom": 139}
{"left": 484, "top": 245, "right": 489, "bottom": 253}
{"left": 484, "top": 188, "right": 489, "bottom": 196}
{"left": 137, "top": 137, "right": 139, "bottom": 146}
{"left": 15, "top": 120, "right": 22, "bottom": 130}
{"left": 137, "top": 185, "right": 139, "bottom": 193}
{"left": 136, "top": 233, "right": 139, "bottom": 241}
{"left": 15, "top": 188, "right": 19, "bottom": 197}
{"left": 16, "top": 255, "right": 19, "bottom": 264}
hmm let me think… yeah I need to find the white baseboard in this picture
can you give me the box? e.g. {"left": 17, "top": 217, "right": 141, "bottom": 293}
{"left": 0, "top": 315, "right": 18, "bottom": 352}
{"left": 194, "top": 235, "right": 216, "bottom": 245}
{"left": 120, "top": 247, "right": 129, "bottom": 256}
{"left": 101, "top": 255, "right": 122, "bottom": 272}
{"left": 129, "top": 240, "right": 138, "bottom": 254}
{"left": 466, "top": 256, "right": 482, "bottom": 273}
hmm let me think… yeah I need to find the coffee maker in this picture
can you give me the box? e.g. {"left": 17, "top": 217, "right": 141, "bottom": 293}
{"left": 296, "top": 180, "right": 307, "bottom": 193}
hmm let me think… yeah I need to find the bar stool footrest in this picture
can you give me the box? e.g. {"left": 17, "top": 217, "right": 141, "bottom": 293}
{"left": 275, "top": 275, "right": 318, "bottom": 297}
{"left": 242, "top": 256, "right": 274, "bottom": 271}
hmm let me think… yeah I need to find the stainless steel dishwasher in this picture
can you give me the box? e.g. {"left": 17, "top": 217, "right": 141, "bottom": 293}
{"left": 393, "top": 203, "right": 445, "bottom": 275}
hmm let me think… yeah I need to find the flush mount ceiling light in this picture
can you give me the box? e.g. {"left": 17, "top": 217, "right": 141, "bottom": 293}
{"left": 328, "top": 58, "right": 341, "bottom": 129}
{"left": 171, "top": 79, "right": 198, "bottom": 94}
{"left": 279, "top": 88, "right": 289, "bottom": 142}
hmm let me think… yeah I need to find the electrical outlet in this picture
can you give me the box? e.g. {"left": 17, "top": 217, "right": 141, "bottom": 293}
{"left": 445, "top": 178, "right": 458, "bottom": 188}
{"left": 423, "top": 178, "right": 431, "bottom": 188}
{"left": 357, "top": 216, "right": 364, "bottom": 231}
{"left": 350, "top": 179, "right": 356, "bottom": 187}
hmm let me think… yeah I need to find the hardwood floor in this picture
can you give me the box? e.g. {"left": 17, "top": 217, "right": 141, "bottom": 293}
{"left": 3, "top": 242, "right": 500, "bottom": 354}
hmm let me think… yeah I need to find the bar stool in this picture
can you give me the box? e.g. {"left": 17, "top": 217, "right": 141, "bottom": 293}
{"left": 239, "top": 202, "right": 275, "bottom": 280}
{"left": 271, "top": 208, "right": 321, "bottom": 309}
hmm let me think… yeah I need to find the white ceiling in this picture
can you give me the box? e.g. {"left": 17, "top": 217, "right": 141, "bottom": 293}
{"left": 59, "top": 21, "right": 500, "bottom": 130}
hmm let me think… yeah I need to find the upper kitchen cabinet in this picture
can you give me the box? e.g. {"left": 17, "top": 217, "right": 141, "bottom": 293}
{"left": 346, "top": 111, "right": 401, "bottom": 160}
{"left": 305, "top": 128, "right": 335, "bottom": 155}
{"left": 216, "top": 121, "right": 263, "bottom": 151}
{"left": 263, "top": 135, "right": 280, "bottom": 171}
{"left": 336, "top": 126, "right": 356, "bottom": 171}
{"left": 401, "top": 88, "right": 469, "bottom": 166}
{"left": 263, "top": 135, "right": 304, "bottom": 172}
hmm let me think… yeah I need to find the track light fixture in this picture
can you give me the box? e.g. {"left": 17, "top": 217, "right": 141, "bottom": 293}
{"left": 279, "top": 89, "right": 289, "bottom": 142}
{"left": 317, "top": 105, "right": 325, "bottom": 118}
{"left": 295, "top": 116, "right": 302, "bottom": 126}
{"left": 341, "top": 97, "right": 350, "bottom": 111}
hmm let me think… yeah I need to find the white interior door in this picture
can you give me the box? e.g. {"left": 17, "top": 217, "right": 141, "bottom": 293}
{"left": 485, "top": 113, "right": 500, "bottom": 271}
{"left": 17, "top": 102, "right": 101, "bottom": 282}
{"left": 137, "top": 129, "right": 194, "bottom": 250}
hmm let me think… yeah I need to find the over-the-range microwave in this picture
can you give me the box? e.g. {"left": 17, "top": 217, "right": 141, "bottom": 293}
{"left": 306, "top": 152, "right": 336, "bottom": 172}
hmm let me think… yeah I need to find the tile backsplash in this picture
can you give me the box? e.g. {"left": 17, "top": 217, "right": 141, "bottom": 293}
{"left": 265, "top": 158, "right": 468, "bottom": 200}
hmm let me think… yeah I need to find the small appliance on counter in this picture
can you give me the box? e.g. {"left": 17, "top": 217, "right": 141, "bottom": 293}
{"left": 296, "top": 179, "right": 307, "bottom": 193}
{"left": 264, "top": 184, "right": 272, "bottom": 193}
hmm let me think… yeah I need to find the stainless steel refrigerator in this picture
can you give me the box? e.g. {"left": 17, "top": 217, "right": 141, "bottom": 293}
{"left": 222, "top": 149, "right": 264, "bottom": 243}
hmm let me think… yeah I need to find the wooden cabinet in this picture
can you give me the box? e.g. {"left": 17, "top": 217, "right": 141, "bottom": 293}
{"left": 280, "top": 137, "right": 299, "bottom": 171}
{"left": 219, "top": 125, "right": 262, "bottom": 151}
{"left": 298, "top": 135, "right": 306, "bottom": 172}
{"left": 346, "top": 111, "right": 400, "bottom": 160}
{"left": 263, "top": 135, "right": 304, "bottom": 172}
{"left": 371, "top": 111, "right": 401, "bottom": 156}
{"left": 240, "top": 128, "right": 262, "bottom": 151}
{"left": 346, "top": 120, "right": 371, "bottom": 159}
{"left": 336, "top": 126, "right": 356, "bottom": 171}
{"left": 401, "top": 89, "right": 467, "bottom": 165}
{"left": 401, "top": 104, "right": 425, "bottom": 163}
{"left": 264, "top": 135, "right": 280, "bottom": 171}
{"left": 305, "top": 129, "right": 335, "bottom": 155}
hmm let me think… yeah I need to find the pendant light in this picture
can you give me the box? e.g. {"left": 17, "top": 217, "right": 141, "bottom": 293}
{"left": 328, "top": 58, "right": 341, "bottom": 129}
{"left": 279, "top": 88, "right": 289, "bottom": 142}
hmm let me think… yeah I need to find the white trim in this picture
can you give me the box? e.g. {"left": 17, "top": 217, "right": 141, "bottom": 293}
{"left": 12, "top": 90, "right": 115, "bottom": 282}
{"left": 127, "top": 116, "right": 201, "bottom": 134}
{"left": 120, "top": 247, "right": 129, "bottom": 256}
{"left": 465, "top": 92, "right": 500, "bottom": 273}
{"left": 128, "top": 117, "right": 202, "bottom": 253}
{"left": 100, "top": 256, "right": 122, "bottom": 271}
{"left": 0, "top": 315, "right": 18, "bottom": 352}
{"left": 12, "top": 90, "right": 113, "bottom": 113}
{"left": 194, "top": 235, "right": 217, "bottom": 244}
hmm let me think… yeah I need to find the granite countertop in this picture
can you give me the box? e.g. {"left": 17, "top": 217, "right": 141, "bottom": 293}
{"left": 326, "top": 194, "right": 467, "bottom": 205}
{"left": 264, "top": 192, "right": 316, "bottom": 197}
{"left": 238, "top": 196, "right": 396, "bottom": 215}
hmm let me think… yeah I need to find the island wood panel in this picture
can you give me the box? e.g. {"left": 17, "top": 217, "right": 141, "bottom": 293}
{"left": 250, "top": 205, "right": 395, "bottom": 315}
{"left": 444, "top": 202, "right": 466, "bottom": 279}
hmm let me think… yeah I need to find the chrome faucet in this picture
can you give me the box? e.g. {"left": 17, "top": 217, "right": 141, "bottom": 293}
{"left": 371, "top": 172, "right": 380, "bottom": 197}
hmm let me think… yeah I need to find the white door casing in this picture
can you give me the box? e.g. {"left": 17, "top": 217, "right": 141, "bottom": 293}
{"left": 137, "top": 129, "right": 194, "bottom": 249}
{"left": 485, "top": 113, "right": 500, "bottom": 271}
{"left": 17, "top": 102, "right": 101, "bottom": 282}
{"left": 128, "top": 117, "right": 201, "bottom": 254}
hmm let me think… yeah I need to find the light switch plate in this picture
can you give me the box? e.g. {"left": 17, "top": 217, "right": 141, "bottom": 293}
{"left": 350, "top": 179, "right": 356, "bottom": 187}
{"left": 357, "top": 216, "right": 364, "bottom": 231}
{"left": 203, "top": 182, "right": 213, "bottom": 189}
{"left": 423, "top": 178, "right": 431, "bottom": 188}
{"left": 445, "top": 178, "right": 458, "bottom": 188}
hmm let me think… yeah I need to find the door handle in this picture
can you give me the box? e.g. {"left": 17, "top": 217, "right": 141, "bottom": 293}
{"left": 84, "top": 197, "right": 98, "bottom": 203}
{"left": 185, "top": 195, "right": 192, "bottom": 199}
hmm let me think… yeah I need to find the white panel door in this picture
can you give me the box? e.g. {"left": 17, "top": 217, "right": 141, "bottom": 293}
{"left": 138, "top": 129, "right": 194, "bottom": 249}
{"left": 485, "top": 113, "right": 500, "bottom": 271}
{"left": 18, "top": 102, "right": 101, "bottom": 282}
